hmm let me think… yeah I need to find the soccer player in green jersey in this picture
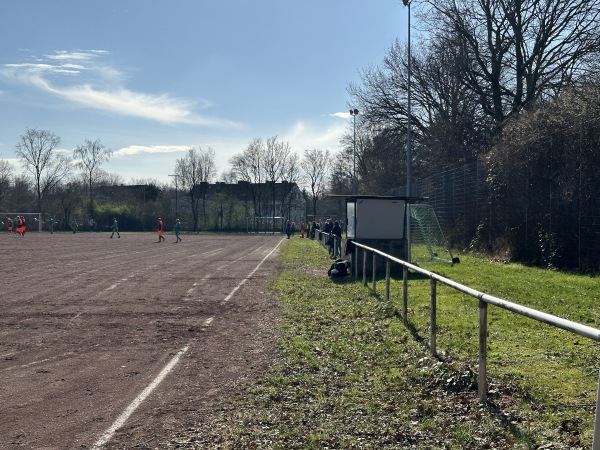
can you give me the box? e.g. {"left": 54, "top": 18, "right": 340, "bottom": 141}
{"left": 110, "top": 218, "right": 120, "bottom": 238}
{"left": 175, "top": 218, "right": 182, "bottom": 243}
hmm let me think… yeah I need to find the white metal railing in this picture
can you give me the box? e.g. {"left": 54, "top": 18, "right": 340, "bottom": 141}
{"left": 320, "top": 235, "right": 600, "bottom": 449}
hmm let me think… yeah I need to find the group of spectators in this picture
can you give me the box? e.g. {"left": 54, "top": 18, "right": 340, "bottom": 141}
{"left": 285, "top": 218, "right": 343, "bottom": 259}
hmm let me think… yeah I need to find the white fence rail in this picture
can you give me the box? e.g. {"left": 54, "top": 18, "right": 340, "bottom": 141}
{"left": 317, "top": 232, "right": 600, "bottom": 449}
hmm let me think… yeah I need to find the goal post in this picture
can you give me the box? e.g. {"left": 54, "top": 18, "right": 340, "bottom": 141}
{"left": 1, "top": 213, "right": 43, "bottom": 232}
{"left": 409, "top": 204, "right": 458, "bottom": 265}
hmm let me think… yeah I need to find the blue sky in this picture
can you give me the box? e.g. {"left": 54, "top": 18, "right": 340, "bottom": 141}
{"left": 0, "top": 1, "right": 407, "bottom": 184}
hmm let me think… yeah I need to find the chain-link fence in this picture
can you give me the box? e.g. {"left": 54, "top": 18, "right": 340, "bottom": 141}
{"left": 395, "top": 133, "right": 600, "bottom": 272}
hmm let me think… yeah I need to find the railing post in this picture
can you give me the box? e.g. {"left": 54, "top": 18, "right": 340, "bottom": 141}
{"left": 333, "top": 235, "right": 337, "bottom": 258}
{"left": 593, "top": 370, "right": 600, "bottom": 450}
{"left": 430, "top": 278, "right": 437, "bottom": 356}
{"left": 402, "top": 265, "right": 408, "bottom": 322}
{"left": 478, "top": 298, "right": 488, "bottom": 402}
{"left": 385, "top": 259, "right": 391, "bottom": 304}
{"left": 372, "top": 254, "right": 377, "bottom": 293}
{"left": 362, "top": 250, "right": 368, "bottom": 287}
{"left": 354, "top": 248, "right": 358, "bottom": 279}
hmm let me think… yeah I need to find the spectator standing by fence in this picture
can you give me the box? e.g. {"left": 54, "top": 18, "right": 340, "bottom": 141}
{"left": 310, "top": 221, "right": 317, "bottom": 239}
{"left": 331, "top": 220, "right": 342, "bottom": 258}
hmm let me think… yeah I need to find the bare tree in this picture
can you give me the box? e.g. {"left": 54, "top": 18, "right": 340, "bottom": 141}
{"left": 15, "top": 128, "right": 72, "bottom": 214}
{"left": 349, "top": 35, "right": 486, "bottom": 185}
{"left": 265, "top": 137, "right": 299, "bottom": 221}
{"left": 220, "top": 169, "right": 238, "bottom": 184}
{"left": 55, "top": 180, "right": 85, "bottom": 231}
{"left": 264, "top": 136, "right": 292, "bottom": 182}
{"left": 0, "top": 156, "right": 13, "bottom": 210}
{"left": 174, "top": 147, "right": 216, "bottom": 231}
{"left": 230, "top": 138, "right": 264, "bottom": 184}
{"left": 73, "top": 139, "right": 113, "bottom": 221}
{"left": 230, "top": 136, "right": 296, "bottom": 220}
{"left": 426, "top": 0, "right": 600, "bottom": 127}
{"left": 329, "top": 150, "right": 353, "bottom": 195}
{"left": 301, "top": 149, "right": 330, "bottom": 217}
{"left": 230, "top": 138, "right": 264, "bottom": 217}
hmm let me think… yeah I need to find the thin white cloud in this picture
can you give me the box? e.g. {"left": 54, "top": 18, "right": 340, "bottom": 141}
{"left": 282, "top": 120, "right": 345, "bottom": 152}
{"left": 1, "top": 157, "right": 18, "bottom": 166}
{"left": 0, "top": 50, "right": 242, "bottom": 128}
{"left": 46, "top": 50, "right": 108, "bottom": 62}
{"left": 331, "top": 111, "right": 353, "bottom": 119}
{"left": 113, "top": 145, "right": 191, "bottom": 158}
{"left": 3, "top": 62, "right": 81, "bottom": 76}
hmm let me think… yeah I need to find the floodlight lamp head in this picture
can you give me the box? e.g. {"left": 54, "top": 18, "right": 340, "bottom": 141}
{"left": 353, "top": 108, "right": 359, "bottom": 115}
{"left": 402, "top": 0, "right": 411, "bottom": 6}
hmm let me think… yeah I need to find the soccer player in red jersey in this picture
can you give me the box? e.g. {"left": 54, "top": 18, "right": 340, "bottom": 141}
{"left": 157, "top": 217, "right": 165, "bottom": 243}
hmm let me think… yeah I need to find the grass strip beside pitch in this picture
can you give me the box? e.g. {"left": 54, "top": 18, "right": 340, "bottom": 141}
{"left": 166, "top": 239, "right": 598, "bottom": 449}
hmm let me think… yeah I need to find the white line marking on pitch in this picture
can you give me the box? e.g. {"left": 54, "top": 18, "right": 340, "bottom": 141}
{"left": 91, "top": 345, "right": 190, "bottom": 450}
{"left": 221, "top": 238, "right": 284, "bottom": 305}
{"left": 1, "top": 352, "right": 76, "bottom": 372}
{"left": 91, "top": 238, "right": 283, "bottom": 448}
{"left": 104, "top": 274, "right": 135, "bottom": 292}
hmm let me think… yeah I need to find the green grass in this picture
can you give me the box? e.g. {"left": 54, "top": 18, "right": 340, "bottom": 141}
{"left": 167, "top": 240, "right": 599, "bottom": 449}
{"left": 414, "top": 253, "right": 600, "bottom": 441}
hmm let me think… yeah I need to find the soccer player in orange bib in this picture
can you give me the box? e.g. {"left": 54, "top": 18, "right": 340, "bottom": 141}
{"left": 157, "top": 217, "right": 165, "bottom": 243}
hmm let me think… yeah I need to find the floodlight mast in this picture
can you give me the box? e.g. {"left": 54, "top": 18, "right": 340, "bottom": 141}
{"left": 402, "top": 0, "right": 413, "bottom": 263}
{"left": 403, "top": 0, "right": 412, "bottom": 198}
{"left": 350, "top": 108, "right": 359, "bottom": 194}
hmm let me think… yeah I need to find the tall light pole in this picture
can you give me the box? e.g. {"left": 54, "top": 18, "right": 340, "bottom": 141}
{"left": 168, "top": 174, "right": 180, "bottom": 220}
{"left": 403, "top": 0, "right": 412, "bottom": 198}
{"left": 350, "top": 108, "right": 359, "bottom": 194}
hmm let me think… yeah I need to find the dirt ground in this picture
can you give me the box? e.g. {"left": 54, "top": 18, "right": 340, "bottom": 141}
{"left": 0, "top": 231, "right": 284, "bottom": 449}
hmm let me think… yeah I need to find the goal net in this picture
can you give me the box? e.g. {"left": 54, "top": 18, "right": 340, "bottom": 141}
{"left": 1, "top": 213, "right": 43, "bottom": 232}
{"left": 409, "top": 204, "right": 458, "bottom": 265}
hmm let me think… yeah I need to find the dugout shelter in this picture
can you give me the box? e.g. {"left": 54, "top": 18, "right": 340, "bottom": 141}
{"left": 344, "top": 196, "right": 415, "bottom": 272}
